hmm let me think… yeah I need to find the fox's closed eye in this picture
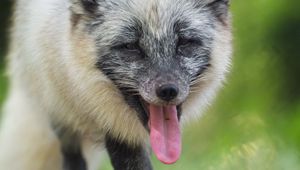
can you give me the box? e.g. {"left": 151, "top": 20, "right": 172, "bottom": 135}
{"left": 122, "top": 43, "right": 139, "bottom": 51}
{"left": 114, "top": 42, "right": 140, "bottom": 52}
{"left": 177, "top": 38, "right": 203, "bottom": 48}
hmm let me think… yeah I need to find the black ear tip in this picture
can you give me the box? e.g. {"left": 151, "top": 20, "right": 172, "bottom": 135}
{"left": 205, "top": 0, "right": 230, "bottom": 25}
{"left": 208, "top": 0, "right": 230, "bottom": 6}
{"left": 81, "top": 0, "right": 98, "bottom": 6}
{"left": 82, "top": 0, "right": 97, "bottom": 3}
{"left": 81, "top": 0, "right": 99, "bottom": 14}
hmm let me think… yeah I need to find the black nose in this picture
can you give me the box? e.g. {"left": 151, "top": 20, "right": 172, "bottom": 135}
{"left": 156, "top": 84, "right": 179, "bottom": 102}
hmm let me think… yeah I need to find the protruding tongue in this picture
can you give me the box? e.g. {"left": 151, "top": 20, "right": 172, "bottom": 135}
{"left": 149, "top": 105, "right": 181, "bottom": 164}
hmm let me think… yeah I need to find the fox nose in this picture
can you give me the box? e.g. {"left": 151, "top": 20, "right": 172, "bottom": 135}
{"left": 156, "top": 84, "right": 179, "bottom": 102}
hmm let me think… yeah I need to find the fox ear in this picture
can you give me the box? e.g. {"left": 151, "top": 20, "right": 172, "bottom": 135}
{"left": 70, "top": 0, "right": 100, "bottom": 14}
{"left": 81, "top": 0, "right": 99, "bottom": 13}
{"left": 207, "top": 0, "right": 230, "bottom": 22}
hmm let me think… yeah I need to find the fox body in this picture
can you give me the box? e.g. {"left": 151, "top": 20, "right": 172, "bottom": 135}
{"left": 0, "top": 0, "right": 232, "bottom": 169}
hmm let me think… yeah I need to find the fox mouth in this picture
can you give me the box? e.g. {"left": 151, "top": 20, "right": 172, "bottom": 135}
{"left": 137, "top": 97, "right": 182, "bottom": 164}
{"left": 139, "top": 98, "right": 182, "bottom": 124}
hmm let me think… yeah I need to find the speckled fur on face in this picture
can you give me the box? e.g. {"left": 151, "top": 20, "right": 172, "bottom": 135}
{"left": 70, "top": 0, "right": 232, "bottom": 144}
{"left": 76, "top": 0, "right": 229, "bottom": 105}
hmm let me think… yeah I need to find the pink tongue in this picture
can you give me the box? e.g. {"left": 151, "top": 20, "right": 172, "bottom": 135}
{"left": 149, "top": 105, "right": 181, "bottom": 164}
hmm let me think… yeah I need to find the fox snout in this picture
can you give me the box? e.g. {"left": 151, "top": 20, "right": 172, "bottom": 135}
{"left": 139, "top": 73, "right": 190, "bottom": 105}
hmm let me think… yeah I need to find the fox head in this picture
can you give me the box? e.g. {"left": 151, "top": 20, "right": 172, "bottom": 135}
{"left": 68, "top": 0, "right": 231, "bottom": 163}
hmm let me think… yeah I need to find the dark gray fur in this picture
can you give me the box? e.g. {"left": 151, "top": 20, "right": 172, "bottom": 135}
{"left": 53, "top": 124, "right": 87, "bottom": 170}
{"left": 105, "top": 135, "right": 153, "bottom": 170}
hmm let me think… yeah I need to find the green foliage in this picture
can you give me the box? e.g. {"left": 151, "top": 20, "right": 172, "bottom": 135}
{"left": 0, "top": 0, "right": 300, "bottom": 169}
{"left": 0, "top": 0, "right": 12, "bottom": 65}
{"left": 0, "top": 70, "right": 7, "bottom": 110}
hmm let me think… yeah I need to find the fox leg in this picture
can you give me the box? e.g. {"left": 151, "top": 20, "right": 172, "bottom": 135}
{"left": 105, "top": 135, "right": 153, "bottom": 170}
{"left": 0, "top": 89, "right": 63, "bottom": 170}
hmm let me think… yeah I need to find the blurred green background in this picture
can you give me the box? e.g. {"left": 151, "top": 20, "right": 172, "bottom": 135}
{"left": 1, "top": 0, "right": 300, "bottom": 170}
